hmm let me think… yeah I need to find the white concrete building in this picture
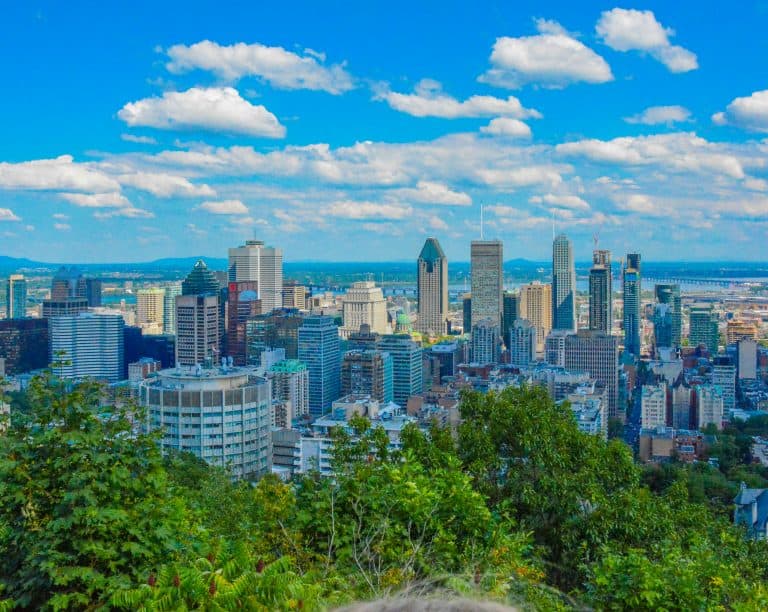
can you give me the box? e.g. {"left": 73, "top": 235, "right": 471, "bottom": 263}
{"left": 697, "top": 384, "right": 724, "bottom": 430}
{"left": 340, "top": 281, "right": 389, "bottom": 338}
{"left": 228, "top": 240, "right": 283, "bottom": 312}
{"left": 641, "top": 382, "right": 667, "bottom": 429}
{"left": 140, "top": 364, "right": 272, "bottom": 478}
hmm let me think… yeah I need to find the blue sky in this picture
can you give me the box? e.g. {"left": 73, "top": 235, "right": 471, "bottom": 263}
{"left": 1, "top": 1, "right": 768, "bottom": 263}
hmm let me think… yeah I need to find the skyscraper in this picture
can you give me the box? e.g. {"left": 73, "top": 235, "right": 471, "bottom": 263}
{"left": 162, "top": 283, "right": 182, "bottom": 335}
{"left": 0, "top": 318, "right": 49, "bottom": 374}
{"left": 470, "top": 240, "right": 503, "bottom": 331}
{"left": 377, "top": 334, "right": 423, "bottom": 407}
{"left": 341, "top": 349, "right": 394, "bottom": 403}
{"left": 175, "top": 294, "right": 220, "bottom": 366}
{"left": 502, "top": 291, "right": 519, "bottom": 342}
{"left": 589, "top": 250, "right": 612, "bottom": 334}
{"left": 470, "top": 319, "right": 500, "bottom": 365}
{"left": 564, "top": 330, "right": 620, "bottom": 420}
{"left": 5, "top": 274, "right": 27, "bottom": 319}
{"left": 654, "top": 284, "right": 681, "bottom": 347}
{"left": 49, "top": 312, "right": 125, "bottom": 382}
{"left": 689, "top": 303, "right": 719, "bottom": 354}
{"left": 416, "top": 237, "right": 448, "bottom": 336}
{"left": 136, "top": 287, "right": 166, "bottom": 334}
{"left": 226, "top": 281, "right": 262, "bottom": 365}
{"left": 298, "top": 315, "right": 341, "bottom": 416}
{"left": 228, "top": 240, "right": 283, "bottom": 312}
{"left": 519, "top": 281, "right": 552, "bottom": 352}
{"left": 269, "top": 359, "right": 310, "bottom": 419}
{"left": 551, "top": 234, "right": 576, "bottom": 331}
{"left": 508, "top": 319, "right": 536, "bottom": 366}
{"left": 181, "top": 260, "right": 220, "bottom": 296}
{"left": 340, "top": 281, "right": 389, "bottom": 338}
{"left": 50, "top": 267, "right": 101, "bottom": 306}
{"left": 622, "top": 253, "right": 641, "bottom": 356}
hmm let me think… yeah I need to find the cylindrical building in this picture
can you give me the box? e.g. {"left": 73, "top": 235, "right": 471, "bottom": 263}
{"left": 139, "top": 365, "right": 272, "bottom": 479}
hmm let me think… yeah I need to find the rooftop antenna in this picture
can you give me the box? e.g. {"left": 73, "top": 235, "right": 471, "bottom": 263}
{"left": 593, "top": 231, "right": 600, "bottom": 251}
{"left": 480, "top": 204, "right": 484, "bottom": 240}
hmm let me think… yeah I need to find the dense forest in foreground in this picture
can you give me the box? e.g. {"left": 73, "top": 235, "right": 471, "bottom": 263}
{"left": 1, "top": 374, "right": 768, "bottom": 610}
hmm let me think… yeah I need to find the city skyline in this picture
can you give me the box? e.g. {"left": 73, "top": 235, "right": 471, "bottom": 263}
{"left": 0, "top": 2, "right": 767, "bottom": 262}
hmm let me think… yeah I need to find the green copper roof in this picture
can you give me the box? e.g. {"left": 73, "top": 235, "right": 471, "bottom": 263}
{"left": 269, "top": 359, "right": 307, "bottom": 373}
{"left": 418, "top": 237, "right": 445, "bottom": 262}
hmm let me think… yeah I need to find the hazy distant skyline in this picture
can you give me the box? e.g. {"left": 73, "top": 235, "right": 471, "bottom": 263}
{"left": 1, "top": 1, "right": 768, "bottom": 263}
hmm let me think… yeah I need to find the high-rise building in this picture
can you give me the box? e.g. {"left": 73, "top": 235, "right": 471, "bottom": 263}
{"left": 377, "top": 334, "right": 423, "bottom": 407}
{"left": 226, "top": 281, "right": 262, "bottom": 365}
{"left": 697, "top": 385, "right": 724, "bottom": 430}
{"left": 141, "top": 365, "right": 272, "bottom": 478}
{"left": 282, "top": 280, "right": 307, "bottom": 310}
{"left": 341, "top": 350, "right": 394, "bottom": 403}
{"left": 416, "top": 237, "right": 449, "bottom": 336}
{"left": 162, "top": 283, "right": 182, "bottom": 335}
{"left": 429, "top": 341, "right": 463, "bottom": 380}
{"left": 622, "top": 253, "right": 641, "bottom": 356}
{"left": 182, "top": 260, "right": 220, "bottom": 296}
{"left": 519, "top": 282, "right": 552, "bottom": 352}
{"left": 564, "top": 330, "right": 620, "bottom": 420}
{"left": 42, "top": 298, "right": 89, "bottom": 318}
{"left": 552, "top": 234, "right": 576, "bottom": 331}
{"left": 470, "top": 318, "right": 500, "bottom": 365}
{"left": 175, "top": 294, "right": 219, "bottom": 366}
{"left": 508, "top": 319, "right": 536, "bottom": 366}
{"left": 589, "top": 250, "right": 612, "bottom": 334}
{"left": 246, "top": 309, "right": 305, "bottom": 365}
{"left": 298, "top": 315, "right": 341, "bottom": 417}
{"left": 50, "top": 312, "right": 124, "bottom": 382}
{"left": 51, "top": 267, "right": 86, "bottom": 300}
{"left": 269, "top": 359, "right": 310, "bottom": 419}
{"left": 462, "top": 294, "right": 472, "bottom": 334}
{"left": 671, "top": 382, "right": 692, "bottom": 429}
{"left": 737, "top": 339, "right": 758, "bottom": 380}
{"left": 5, "top": 274, "right": 27, "bottom": 319}
{"left": 544, "top": 329, "right": 570, "bottom": 367}
{"left": 726, "top": 319, "right": 758, "bottom": 345}
{"left": 502, "top": 291, "right": 519, "bottom": 343}
{"left": 712, "top": 356, "right": 736, "bottom": 413}
{"left": 641, "top": 383, "right": 667, "bottom": 429}
{"left": 228, "top": 240, "right": 283, "bottom": 312}
{"left": 84, "top": 278, "right": 102, "bottom": 308}
{"left": 689, "top": 303, "right": 719, "bottom": 354}
{"left": 470, "top": 240, "right": 503, "bottom": 331}
{"left": 0, "top": 318, "right": 49, "bottom": 374}
{"left": 136, "top": 287, "right": 166, "bottom": 334}
{"left": 340, "top": 281, "right": 389, "bottom": 338}
{"left": 654, "top": 284, "right": 681, "bottom": 347}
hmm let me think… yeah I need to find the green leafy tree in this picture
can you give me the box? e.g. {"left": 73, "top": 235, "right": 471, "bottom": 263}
{"left": 0, "top": 372, "right": 190, "bottom": 609}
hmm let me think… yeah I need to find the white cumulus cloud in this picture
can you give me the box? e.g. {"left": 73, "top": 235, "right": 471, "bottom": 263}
{"left": 118, "top": 87, "right": 286, "bottom": 138}
{"left": 325, "top": 201, "right": 413, "bottom": 220}
{"left": 166, "top": 40, "right": 354, "bottom": 94}
{"left": 118, "top": 172, "right": 215, "bottom": 197}
{"left": 480, "top": 117, "right": 532, "bottom": 138}
{"left": 479, "top": 19, "right": 613, "bottom": 89}
{"left": 625, "top": 105, "right": 692, "bottom": 125}
{"left": 0, "top": 208, "right": 21, "bottom": 221}
{"left": 529, "top": 193, "right": 590, "bottom": 210}
{"left": 712, "top": 90, "right": 768, "bottom": 132}
{"left": 596, "top": 8, "right": 698, "bottom": 73}
{"left": 196, "top": 199, "right": 250, "bottom": 215}
{"left": 121, "top": 134, "right": 158, "bottom": 145}
{"left": 59, "top": 192, "right": 130, "bottom": 208}
{"left": 0, "top": 155, "right": 120, "bottom": 193}
{"left": 375, "top": 78, "right": 540, "bottom": 119}
{"left": 393, "top": 180, "right": 472, "bottom": 206}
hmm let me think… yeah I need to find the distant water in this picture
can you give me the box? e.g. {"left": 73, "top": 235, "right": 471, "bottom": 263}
{"left": 102, "top": 294, "right": 135, "bottom": 306}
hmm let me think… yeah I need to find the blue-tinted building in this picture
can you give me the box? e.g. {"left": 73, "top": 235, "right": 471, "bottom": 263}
{"left": 622, "top": 253, "right": 642, "bottom": 356}
{"left": 377, "top": 334, "right": 423, "bottom": 407}
{"left": 5, "top": 274, "right": 27, "bottom": 319}
{"left": 298, "top": 315, "right": 341, "bottom": 416}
